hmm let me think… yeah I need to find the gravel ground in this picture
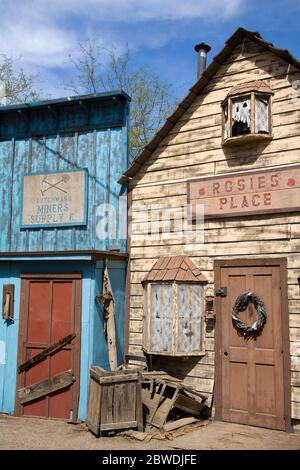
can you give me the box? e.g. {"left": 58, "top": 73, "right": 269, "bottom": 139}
{"left": 0, "top": 414, "right": 300, "bottom": 450}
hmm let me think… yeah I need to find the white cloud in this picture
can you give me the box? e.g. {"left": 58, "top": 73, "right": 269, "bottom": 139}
{"left": 45, "top": 0, "right": 243, "bottom": 22}
{"left": 1, "top": 25, "right": 75, "bottom": 68}
{"left": 0, "top": 0, "right": 244, "bottom": 65}
{"left": 0, "top": 0, "right": 244, "bottom": 96}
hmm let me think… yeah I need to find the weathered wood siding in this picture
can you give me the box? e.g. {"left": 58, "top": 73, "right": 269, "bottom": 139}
{"left": 128, "top": 38, "right": 300, "bottom": 419}
{"left": 0, "top": 95, "right": 129, "bottom": 253}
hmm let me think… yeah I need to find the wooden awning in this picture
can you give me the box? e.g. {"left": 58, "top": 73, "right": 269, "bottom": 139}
{"left": 142, "top": 256, "right": 208, "bottom": 283}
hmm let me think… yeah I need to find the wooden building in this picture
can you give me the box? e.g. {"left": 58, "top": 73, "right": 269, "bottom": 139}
{"left": 119, "top": 28, "right": 300, "bottom": 430}
{"left": 0, "top": 92, "right": 130, "bottom": 421}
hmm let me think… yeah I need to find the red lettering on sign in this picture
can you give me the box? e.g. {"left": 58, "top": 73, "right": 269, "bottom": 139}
{"left": 241, "top": 196, "right": 249, "bottom": 208}
{"left": 258, "top": 176, "right": 266, "bottom": 189}
{"left": 225, "top": 181, "right": 233, "bottom": 193}
{"left": 230, "top": 197, "right": 238, "bottom": 209}
{"left": 252, "top": 194, "right": 260, "bottom": 207}
{"left": 263, "top": 193, "right": 271, "bottom": 205}
{"left": 271, "top": 174, "right": 279, "bottom": 187}
{"left": 189, "top": 164, "right": 300, "bottom": 218}
{"left": 237, "top": 178, "right": 245, "bottom": 191}
{"left": 219, "top": 197, "right": 227, "bottom": 209}
{"left": 213, "top": 183, "right": 220, "bottom": 194}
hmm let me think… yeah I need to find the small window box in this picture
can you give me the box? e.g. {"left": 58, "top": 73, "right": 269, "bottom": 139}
{"left": 222, "top": 81, "right": 273, "bottom": 146}
{"left": 142, "top": 256, "right": 208, "bottom": 357}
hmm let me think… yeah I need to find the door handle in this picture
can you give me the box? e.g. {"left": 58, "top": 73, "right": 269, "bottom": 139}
{"left": 224, "top": 351, "right": 228, "bottom": 356}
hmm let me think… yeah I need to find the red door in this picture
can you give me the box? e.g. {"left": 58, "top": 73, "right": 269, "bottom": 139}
{"left": 16, "top": 274, "right": 81, "bottom": 420}
{"left": 215, "top": 259, "right": 291, "bottom": 431}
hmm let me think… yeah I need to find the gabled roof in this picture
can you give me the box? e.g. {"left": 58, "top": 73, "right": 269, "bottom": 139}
{"left": 119, "top": 27, "right": 300, "bottom": 184}
{"left": 142, "top": 256, "right": 208, "bottom": 283}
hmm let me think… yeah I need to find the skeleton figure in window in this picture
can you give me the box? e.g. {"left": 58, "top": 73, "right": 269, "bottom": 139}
{"left": 232, "top": 98, "right": 251, "bottom": 136}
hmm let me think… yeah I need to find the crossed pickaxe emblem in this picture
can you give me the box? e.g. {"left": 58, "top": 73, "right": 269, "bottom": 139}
{"left": 40, "top": 175, "right": 70, "bottom": 196}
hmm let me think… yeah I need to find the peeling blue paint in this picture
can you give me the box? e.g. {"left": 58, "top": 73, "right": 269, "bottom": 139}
{"left": 0, "top": 259, "right": 126, "bottom": 420}
{"left": 0, "top": 93, "right": 129, "bottom": 253}
{"left": 0, "top": 92, "right": 129, "bottom": 420}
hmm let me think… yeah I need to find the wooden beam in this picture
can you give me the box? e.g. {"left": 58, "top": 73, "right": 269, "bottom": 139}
{"left": 18, "top": 333, "right": 76, "bottom": 373}
{"left": 174, "top": 394, "right": 206, "bottom": 415}
{"left": 18, "top": 370, "right": 74, "bottom": 404}
{"left": 89, "top": 369, "right": 139, "bottom": 384}
{"left": 99, "top": 374, "right": 139, "bottom": 384}
{"left": 103, "top": 265, "right": 118, "bottom": 371}
{"left": 163, "top": 417, "right": 198, "bottom": 432}
{"left": 100, "top": 421, "right": 138, "bottom": 431}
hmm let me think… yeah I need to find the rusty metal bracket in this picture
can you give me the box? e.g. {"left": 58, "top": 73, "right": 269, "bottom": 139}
{"left": 216, "top": 287, "right": 227, "bottom": 297}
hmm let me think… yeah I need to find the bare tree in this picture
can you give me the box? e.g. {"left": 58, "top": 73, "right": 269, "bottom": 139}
{"left": 0, "top": 55, "right": 39, "bottom": 105}
{"left": 68, "top": 39, "right": 177, "bottom": 160}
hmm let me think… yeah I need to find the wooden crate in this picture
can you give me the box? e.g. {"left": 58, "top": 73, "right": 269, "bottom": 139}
{"left": 87, "top": 366, "right": 143, "bottom": 435}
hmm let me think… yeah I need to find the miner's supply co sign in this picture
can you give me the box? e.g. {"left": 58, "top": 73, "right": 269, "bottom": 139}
{"left": 21, "top": 169, "right": 88, "bottom": 228}
{"left": 188, "top": 164, "right": 300, "bottom": 218}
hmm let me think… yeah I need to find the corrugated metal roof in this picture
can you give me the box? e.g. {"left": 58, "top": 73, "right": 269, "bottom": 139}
{"left": 143, "top": 256, "right": 208, "bottom": 283}
{"left": 0, "top": 90, "right": 131, "bottom": 114}
{"left": 118, "top": 27, "right": 300, "bottom": 184}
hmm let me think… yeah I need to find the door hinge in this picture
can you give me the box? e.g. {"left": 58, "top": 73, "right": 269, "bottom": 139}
{"left": 216, "top": 287, "right": 227, "bottom": 297}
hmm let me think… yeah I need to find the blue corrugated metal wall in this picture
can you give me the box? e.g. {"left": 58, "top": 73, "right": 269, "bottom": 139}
{"left": 0, "top": 94, "right": 129, "bottom": 253}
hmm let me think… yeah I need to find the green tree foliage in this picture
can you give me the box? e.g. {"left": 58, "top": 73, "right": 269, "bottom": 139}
{"left": 0, "top": 55, "right": 39, "bottom": 105}
{"left": 68, "top": 39, "right": 177, "bottom": 161}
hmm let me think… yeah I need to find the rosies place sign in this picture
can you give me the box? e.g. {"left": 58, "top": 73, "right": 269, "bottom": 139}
{"left": 188, "top": 164, "right": 300, "bottom": 219}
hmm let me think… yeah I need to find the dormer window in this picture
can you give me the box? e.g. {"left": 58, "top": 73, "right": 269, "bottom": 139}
{"left": 222, "top": 81, "right": 273, "bottom": 146}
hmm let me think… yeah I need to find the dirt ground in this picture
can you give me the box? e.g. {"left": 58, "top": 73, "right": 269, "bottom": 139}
{"left": 1, "top": 414, "right": 300, "bottom": 450}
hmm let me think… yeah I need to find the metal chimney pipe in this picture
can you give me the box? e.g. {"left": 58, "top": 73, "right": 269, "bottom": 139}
{"left": 194, "top": 42, "right": 211, "bottom": 79}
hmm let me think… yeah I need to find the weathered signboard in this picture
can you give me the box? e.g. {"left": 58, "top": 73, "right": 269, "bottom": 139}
{"left": 188, "top": 164, "right": 300, "bottom": 218}
{"left": 21, "top": 169, "right": 88, "bottom": 227}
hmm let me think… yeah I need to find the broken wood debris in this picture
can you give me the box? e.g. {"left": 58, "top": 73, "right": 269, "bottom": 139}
{"left": 163, "top": 416, "right": 198, "bottom": 432}
{"left": 122, "top": 419, "right": 210, "bottom": 442}
{"left": 86, "top": 366, "right": 208, "bottom": 437}
{"left": 141, "top": 371, "right": 208, "bottom": 431}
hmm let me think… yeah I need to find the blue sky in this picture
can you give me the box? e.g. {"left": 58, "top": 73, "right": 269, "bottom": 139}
{"left": 1, "top": 0, "right": 300, "bottom": 101}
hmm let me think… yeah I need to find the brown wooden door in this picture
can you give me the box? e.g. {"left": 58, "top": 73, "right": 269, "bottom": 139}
{"left": 16, "top": 274, "right": 81, "bottom": 420}
{"left": 215, "top": 259, "right": 290, "bottom": 431}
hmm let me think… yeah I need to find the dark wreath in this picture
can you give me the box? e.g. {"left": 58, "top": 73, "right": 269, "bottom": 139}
{"left": 231, "top": 292, "right": 267, "bottom": 337}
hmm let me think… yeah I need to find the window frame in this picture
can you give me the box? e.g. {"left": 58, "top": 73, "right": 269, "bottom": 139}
{"left": 143, "top": 281, "right": 206, "bottom": 357}
{"left": 222, "top": 90, "right": 273, "bottom": 146}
